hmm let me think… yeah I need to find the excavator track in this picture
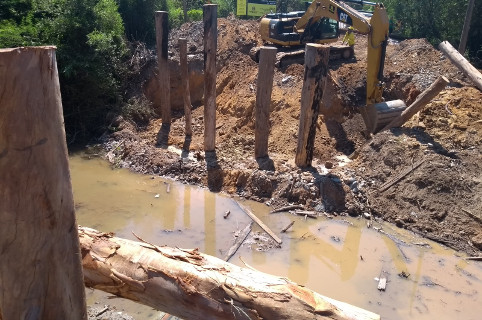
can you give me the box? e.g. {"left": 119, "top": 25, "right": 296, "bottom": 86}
{"left": 250, "top": 45, "right": 353, "bottom": 68}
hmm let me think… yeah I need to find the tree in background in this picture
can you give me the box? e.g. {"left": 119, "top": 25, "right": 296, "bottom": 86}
{"left": 0, "top": 0, "right": 128, "bottom": 143}
{"left": 383, "top": 0, "right": 481, "bottom": 67}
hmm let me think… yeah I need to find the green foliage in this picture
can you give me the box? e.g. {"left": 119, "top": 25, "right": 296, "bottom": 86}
{"left": 168, "top": 0, "right": 184, "bottom": 28}
{"left": 117, "top": 0, "right": 166, "bottom": 45}
{"left": 121, "top": 96, "right": 156, "bottom": 127}
{"left": 382, "top": 0, "right": 481, "bottom": 67}
{"left": 277, "top": 0, "right": 306, "bottom": 13}
{"left": 212, "top": 0, "right": 235, "bottom": 17}
{"left": 187, "top": 9, "right": 202, "bottom": 21}
{"left": 59, "top": 0, "right": 127, "bottom": 142}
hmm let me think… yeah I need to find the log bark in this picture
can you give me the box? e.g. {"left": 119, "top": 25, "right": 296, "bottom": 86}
{"left": 203, "top": 4, "right": 217, "bottom": 151}
{"left": 79, "top": 227, "right": 380, "bottom": 320}
{"left": 439, "top": 41, "right": 482, "bottom": 91}
{"left": 179, "top": 38, "right": 193, "bottom": 137}
{"left": 381, "top": 76, "right": 449, "bottom": 131}
{"left": 0, "top": 47, "right": 87, "bottom": 319}
{"left": 255, "top": 46, "right": 277, "bottom": 158}
{"left": 295, "top": 44, "right": 330, "bottom": 167}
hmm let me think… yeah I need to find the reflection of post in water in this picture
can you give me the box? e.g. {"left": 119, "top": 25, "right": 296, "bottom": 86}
{"left": 163, "top": 182, "right": 177, "bottom": 231}
{"left": 309, "top": 224, "right": 363, "bottom": 281}
{"left": 183, "top": 185, "right": 191, "bottom": 228}
{"left": 204, "top": 192, "right": 216, "bottom": 256}
{"left": 409, "top": 250, "right": 424, "bottom": 315}
{"left": 288, "top": 232, "right": 309, "bottom": 285}
{"left": 380, "top": 235, "right": 410, "bottom": 274}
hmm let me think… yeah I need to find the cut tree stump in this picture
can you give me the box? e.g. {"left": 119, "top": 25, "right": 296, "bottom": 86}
{"left": 79, "top": 227, "right": 380, "bottom": 320}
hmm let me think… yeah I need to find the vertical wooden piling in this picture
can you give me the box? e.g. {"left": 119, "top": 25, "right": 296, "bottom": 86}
{"left": 255, "top": 47, "right": 277, "bottom": 159}
{"left": 203, "top": 4, "right": 217, "bottom": 152}
{"left": 155, "top": 11, "right": 171, "bottom": 144}
{"left": 179, "top": 38, "right": 193, "bottom": 137}
{"left": 0, "top": 47, "right": 87, "bottom": 319}
{"left": 295, "top": 44, "right": 330, "bottom": 167}
{"left": 458, "top": 0, "right": 475, "bottom": 54}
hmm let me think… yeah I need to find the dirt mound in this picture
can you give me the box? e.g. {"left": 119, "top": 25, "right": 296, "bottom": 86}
{"left": 101, "top": 17, "right": 481, "bottom": 255}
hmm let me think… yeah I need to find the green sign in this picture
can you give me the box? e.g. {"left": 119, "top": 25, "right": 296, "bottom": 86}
{"left": 237, "top": 0, "right": 247, "bottom": 16}
{"left": 237, "top": 0, "right": 276, "bottom": 17}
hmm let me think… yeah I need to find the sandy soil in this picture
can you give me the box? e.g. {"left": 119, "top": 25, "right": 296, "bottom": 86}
{"left": 99, "top": 17, "right": 482, "bottom": 256}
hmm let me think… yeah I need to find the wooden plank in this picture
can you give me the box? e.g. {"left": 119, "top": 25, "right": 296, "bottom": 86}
{"left": 236, "top": 202, "right": 282, "bottom": 245}
{"left": 294, "top": 210, "right": 318, "bottom": 219}
{"left": 379, "top": 159, "right": 425, "bottom": 192}
{"left": 224, "top": 222, "right": 253, "bottom": 262}
{"left": 377, "top": 278, "right": 387, "bottom": 291}
{"left": 270, "top": 205, "right": 304, "bottom": 213}
{"left": 281, "top": 221, "right": 295, "bottom": 233}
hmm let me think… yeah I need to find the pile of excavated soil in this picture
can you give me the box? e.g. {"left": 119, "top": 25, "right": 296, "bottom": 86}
{"left": 101, "top": 17, "right": 481, "bottom": 255}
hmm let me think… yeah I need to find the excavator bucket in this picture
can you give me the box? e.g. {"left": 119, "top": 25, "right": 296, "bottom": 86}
{"left": 361, "top": 100, "right": 407, "bottom": 134}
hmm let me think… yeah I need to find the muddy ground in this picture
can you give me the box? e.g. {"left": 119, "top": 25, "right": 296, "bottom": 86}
{"left": 98, "top": 16, "right": 481, "bottom": 256}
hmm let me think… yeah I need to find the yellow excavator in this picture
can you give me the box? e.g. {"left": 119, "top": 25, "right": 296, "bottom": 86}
{"left": 259, "top": 0, "right": 407, "bottom": 133}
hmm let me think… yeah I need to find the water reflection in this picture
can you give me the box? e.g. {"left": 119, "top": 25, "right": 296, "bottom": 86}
{"left": 71, "top": 155, "right": 482, "bottom": 320}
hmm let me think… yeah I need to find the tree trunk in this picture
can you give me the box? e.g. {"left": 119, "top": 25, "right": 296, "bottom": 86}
{"left": 179, "top": 38, "right": 193, "bottom": 137}
{"left": 0, "top": 47, "right": 87, "bottom": 319}
{"left": 295, "top": 44, "right": 330, "bottom": 167}
{"left": 255, "top": 46, "right": 277, "bottom": 159}
{"left": 381, "top": 76, "right": 449, "bottom": 131}
{"left": 203, "top": 4, "right": 218, "bottom": 152}
{"left": 79, "top": 227, "right": 379, "bottom": 320}
{"left": 439, "top": 41, "right": 482, "bottom": 91}
{"left": 458, "top": 0, "right": 475, "bottom": 54}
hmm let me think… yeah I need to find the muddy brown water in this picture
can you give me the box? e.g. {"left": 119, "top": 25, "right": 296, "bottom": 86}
{"left": 71, "top": 155, "right": 481, "bottom": 320}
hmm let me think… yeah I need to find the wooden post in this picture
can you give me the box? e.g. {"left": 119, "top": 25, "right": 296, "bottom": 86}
{"left": 458, "top": 0, "right": 475, "bottom": 54}
{"left": 155, "top": 11, "right": 171, "bottom": 145}
{"left": 0, "top": 47, "right": 87, "bottom": 319}
{"left": 295, "top": 44, "right": 330, "bottom": 167}
{"left": 179, "top": 38, "right": 193, "bottom": 137}
{"left": 381, "top": 76, "right": 449, "bottom": 131}
{"left": 203, "top": 4, "right": 217, "bottom": 152}
{"left": 255, "top": 47, "right": 277, "bottom": 158}
{"left": 439, "top": 41, "right": 482, "bottom": 92}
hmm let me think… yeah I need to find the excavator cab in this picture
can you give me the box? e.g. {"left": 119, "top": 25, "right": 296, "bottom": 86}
{"left": 260, "top": 14, "right": 339, "bottom": 47}
{"left": 259, "top": 0, "right": 407, "bottom": 133}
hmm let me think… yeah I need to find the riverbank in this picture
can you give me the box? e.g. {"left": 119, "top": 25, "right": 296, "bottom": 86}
{"left": 95, "top": 17, "right": 481, "bottom": 256}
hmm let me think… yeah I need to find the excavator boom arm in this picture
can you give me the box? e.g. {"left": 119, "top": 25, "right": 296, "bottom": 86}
{"left": 295, "top": 0, "right": 371, "bottom": 34}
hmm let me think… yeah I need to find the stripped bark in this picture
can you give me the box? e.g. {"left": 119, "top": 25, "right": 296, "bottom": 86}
{"left": 79, "top": 227, "right": 380, "bottom": 320}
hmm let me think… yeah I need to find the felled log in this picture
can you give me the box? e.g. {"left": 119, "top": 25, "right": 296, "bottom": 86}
{"left": 79, "top": 227, "right": 380, "bottom": 320}
{"left": 381, "top": 76, "right": 449, "bottom": 131}
{"left": 439, "top": 41, "right": 482, "bottom": 91}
